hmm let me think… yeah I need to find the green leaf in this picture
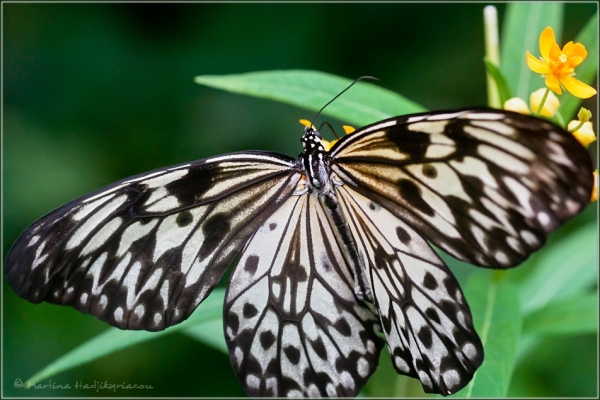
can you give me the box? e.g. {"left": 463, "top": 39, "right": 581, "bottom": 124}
{"left": 26, "top": 288, "right": 225, "bottom": 385}
{"left": 559, "top": 12, "right": 598, "bottom": 121}
{"left": 181, "top": 318, "right": 228, "bottom": 354}
{"left": 518, "top": 222, "right": 597, "bottom": 313}
{"left": 483, "top": 57, "right": 513, "bottom": 106}
{"left": 456, "top": 271, "right": 521, "bottom": 397}
{"left": 500, "top": 3, "right": 564, "bottom": 99}
{"left": 523, "top": 293, "right": 598, "bottom": 336}
{"left": 195, "top": 70, "right": 426, "bottom": 127}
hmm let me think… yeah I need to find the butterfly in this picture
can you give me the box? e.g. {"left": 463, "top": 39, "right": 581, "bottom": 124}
{"left": 5, "top": 107, "right": 593, "bottom": 397}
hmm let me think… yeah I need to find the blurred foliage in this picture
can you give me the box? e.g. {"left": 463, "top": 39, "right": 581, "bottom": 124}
{"left": 3, "top": 2, "right": 597, "bottom": 398}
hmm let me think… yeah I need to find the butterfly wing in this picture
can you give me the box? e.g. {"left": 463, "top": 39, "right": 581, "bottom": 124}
{"left": 224, "top": 193, "right": 384, "bottom": 397}
{"left": 336, "top": 185, "right": 483, "bottom": 395}
{"left": 5, "top": 152, "right": 301, "bottom": 331}
{"left": 330, "top": 109, "right": 593, "bottom": 269}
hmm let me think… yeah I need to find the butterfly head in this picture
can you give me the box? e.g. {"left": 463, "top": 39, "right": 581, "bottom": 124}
{"left": 301, "top": 126, "right": 326, "bottom": 153}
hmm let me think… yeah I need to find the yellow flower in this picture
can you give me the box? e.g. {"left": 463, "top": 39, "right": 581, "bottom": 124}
{"left": 503, "top": 89, "right": 559, "bottom": 117}
{"left": 530, "top": 88, "right": 560, "bottom": 117}
{"left": 504, "top": 97, "right": 531, "bottom": 114}
{"left": 567, "top": 120, "right": 596, "bottom": 147}
{"left": 526, "top": 26, "right": 597, "bottom": 98}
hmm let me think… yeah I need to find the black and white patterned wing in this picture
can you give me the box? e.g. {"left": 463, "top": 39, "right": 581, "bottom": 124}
{"left": 337, "top": 185, "right": 483, "bottom": 395}
{"left": 224, "top": 192, "right": 384, "bottom": 397}
{"left": 6, "top": 152, "right": 301, "bottom": 331}
{"left": 330, "top": 109, "right": 594, "bottom": 269}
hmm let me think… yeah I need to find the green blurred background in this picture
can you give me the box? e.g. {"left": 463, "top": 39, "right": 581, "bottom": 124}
{"left": 3, "top": 2, "right": 597, "bottom": 397}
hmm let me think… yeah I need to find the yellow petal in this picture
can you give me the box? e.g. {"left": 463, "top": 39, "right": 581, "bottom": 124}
{"left": 567, "top": 120, "right": 596, "bottom": 147}
{"left": 342, "top": 125, "right": 355, "bottom": 134}
{"left": 504, "top": 97, "right": 531, "bottom": 115}
{"left": 560, "top": 75, "right": 597, "bottom": 99}
{"left": 572, "top": 43, "right": 588, "bottom": 60}
{"left": 562, "top": 41, "right": 574, "bottom": 55}
{"left": 322, "top": 138, "right": 338, "bottom": 152}
{"left": 530, "top": 88, "right": 560, "bottom": 117}
{"left": 545, "top": 74, "right": 562, "bottom": 94}
{"left": 299, "top": 119, "right": 315, "bottom": 129}
{"left": 539, "top": 26, "right": 556, "bottom": 63}
{"left": 549, "top": 43, "right": 562, "bottom": 61}
{"left": 526, "top": 51, "right": 550, "bottom": 74}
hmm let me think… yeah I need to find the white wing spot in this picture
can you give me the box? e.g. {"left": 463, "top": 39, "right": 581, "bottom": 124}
{"left": 463, "top": 342, "right": 477, "bottom": 358}
{"left": 141, "top": 169, "right": 189, "bottom": 188}
{"left": 246, "top": 375, "right": 260, "bottom": 389}
{"left": 366, "top": 340, "right": 376, "bottom": 353}
{"left": 145, "top": 196, "right": 181, "bottom": 213}
{"left": 234, "top": 346, "right": 244, "bottom": 368}
{"left": 114, "top": 307, "right": 124, "bottom": 322}
{"left": 134, "top": 304, "right": 145, "bottom": 319}
{"left": 408, "top": 120, "right": 448, "bottom": 135}
{"left": 67, "top": 195, "right": 128, "bottom": 249}
{"left": 494, "top": 251, "right": 510, "bottom": 265}
{"left": 154, "top": 313, "right": 162, "bottom": 326}
{"left": 28, "top": 235, "right": 40, "bottom": 247}
{"left": 519, "top": 230, "right": 540, "bottom": 246}
{"left": 326, "top": 383, "right": 337, "bottom": 397}
{"left": 357, "top": 357, "right": 370, "bottom": 378}
{"left": 442, "top": 369, "right": 460, "bottom": 388}
{"left": 80, "top": 293, "right": 88, "bottom": 304}
{"left": 340, "top": 371, "right": 355, "bottom": 389}
{"left": 73, "top": 194, "right": 115, "bottom": 220}
{"left": 99, "top": 294, "right": 108, "bottom": 309}
{"left": 394, "top": 355, "right": 411, "bottom": 373}
{"left": 80, "top": 217, "right": 123, "bottom": 256}
{"left": 537, "top": 211, "right": 551, "bottom": 227}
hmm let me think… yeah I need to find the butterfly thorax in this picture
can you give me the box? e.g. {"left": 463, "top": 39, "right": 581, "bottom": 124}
{"left": 300, "top": 126, "right": 374, "bottom": 302}
{"left": 300, "top": 126, "right": 335, "bottom": 193}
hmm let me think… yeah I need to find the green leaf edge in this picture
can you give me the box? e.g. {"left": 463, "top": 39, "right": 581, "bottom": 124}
{"left": 26, "top": 288, "right": 226, "bottom": 385}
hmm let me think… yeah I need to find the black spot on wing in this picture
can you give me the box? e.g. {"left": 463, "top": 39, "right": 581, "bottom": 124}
{"left": 260, "top": 330, "right": 276, "bottom": 350}
{"left": 398, "top": 179, "right": 434, "bottom": 216}
{"left": 283, "top": 345, "right": 301, "bottom": 365}
{"left": 311, "top": 337, "right": 328, "bottom": 360}
{"left": 243, "top": 302, "right": 258, "bottom": 318}
{"left": 418, "top": 327, "right": 433, "bottom": 349}
{"left": 175, "top": 210, "right": 193, "bottom": 227}
{"left": 332, "top": 317, "right": 352, "bottom": 337}
{"left": 244, "top": 255, "right": 259, "bottom": 274}
{"left": 199, "top": 213, "right": 230, "bottom": 258}
{"left": 423, "top": 272, "right": 438, "bottom": 290}
{"left": 422, "top": 164, "right": 437, "bottom": 178}
{"left": 396, "top": 226, "right": 412, "bottom": 244}
{"left": 425, "top": 307, "right": 441, "bottom": 324}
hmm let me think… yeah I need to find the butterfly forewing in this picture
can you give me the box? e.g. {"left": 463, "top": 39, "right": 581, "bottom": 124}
{"left": 6, "top": 152, "right": 301, "bottom": 330}
{"left": 224, "top": 194, "right": 384, "bottom": 397}
{"left": 331, "top": 109, "right": 594, "bottom": 269}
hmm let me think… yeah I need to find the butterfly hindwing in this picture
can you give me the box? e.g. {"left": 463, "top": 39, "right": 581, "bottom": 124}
{"left": 336, "top": 185, "right": 483, "bottom": 394}
{"left": 224, "top": 193, "right": 384, "bottom": 397}
{"left": 6, "top": 152, "right": 300, "bottom": 330}
{"left": 331, "top": 109, "right": 593, "bottom": 269}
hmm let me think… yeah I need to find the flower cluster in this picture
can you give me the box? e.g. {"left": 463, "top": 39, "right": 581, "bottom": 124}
{"left": 499, "top": 25, "right": 597, "bottom": 202}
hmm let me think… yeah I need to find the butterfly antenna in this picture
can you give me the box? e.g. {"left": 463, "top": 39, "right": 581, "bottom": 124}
{"left": 318, "top": 121, "right": 339, "bottom": 139}
{"left": 311, "top": 75, "right": 379, "bottom": 128}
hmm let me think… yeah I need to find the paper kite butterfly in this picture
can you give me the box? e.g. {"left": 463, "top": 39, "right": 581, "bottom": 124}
{"left": 5, "top": 102, "right": 594, "bottom": 397}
